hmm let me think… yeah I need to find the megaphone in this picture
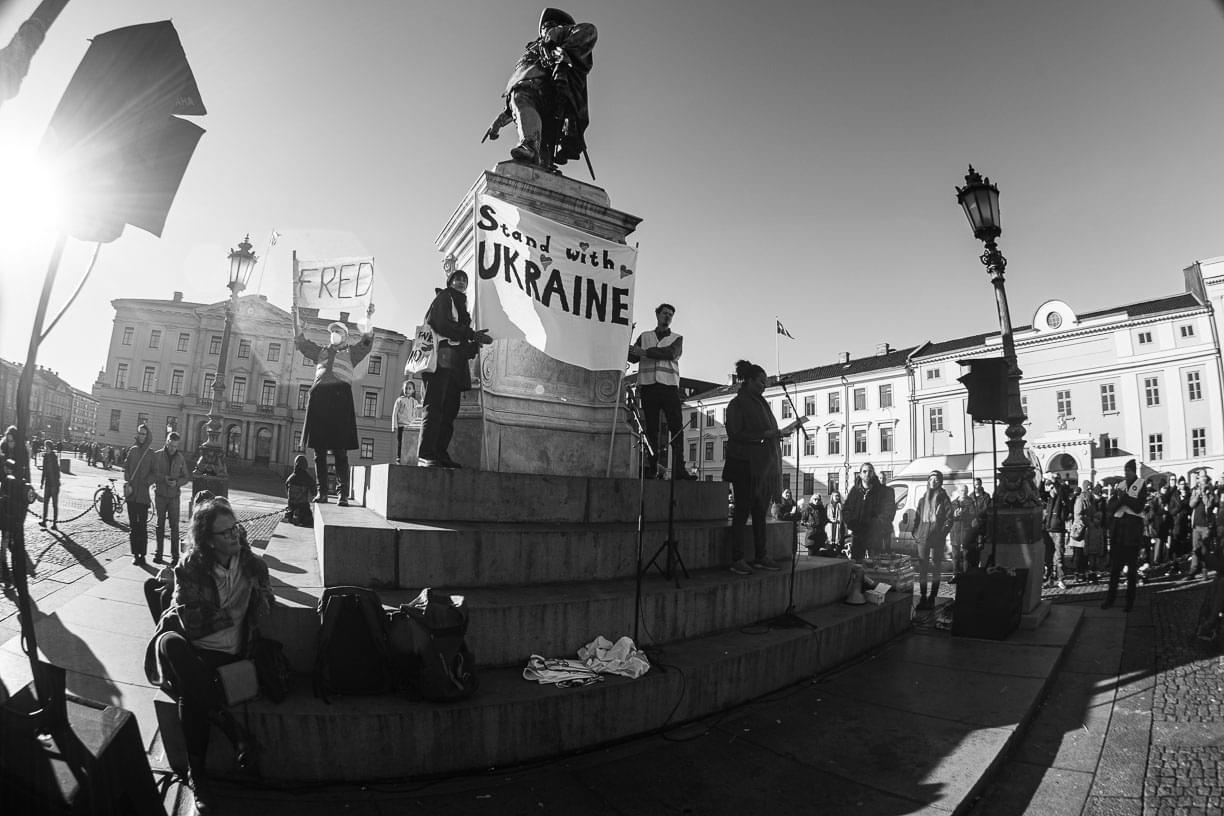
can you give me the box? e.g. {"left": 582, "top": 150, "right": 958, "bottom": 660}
{"left": 844, "top": 563, "right": 867, "bottom": 605}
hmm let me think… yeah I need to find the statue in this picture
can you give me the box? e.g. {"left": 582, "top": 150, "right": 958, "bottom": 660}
{"left": 484, "top": 8, "right": 596, "bottom": 174}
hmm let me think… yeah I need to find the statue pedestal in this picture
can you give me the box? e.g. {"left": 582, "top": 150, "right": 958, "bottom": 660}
{"left": 989, "top": 505, "right": 1049, "bottom": 629}
{"left": 435, "top": 162, "right": 643, "bottom": 477}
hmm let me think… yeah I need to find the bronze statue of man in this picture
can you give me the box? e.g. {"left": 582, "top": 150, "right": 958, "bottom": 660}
{"left": 484, "top": 8, "right": 596, "bottom": 171}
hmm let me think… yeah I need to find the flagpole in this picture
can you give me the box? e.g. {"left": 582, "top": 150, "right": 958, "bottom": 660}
{"left": 775, "top": 316, "right": 781, "bottom": 378}
{"left": 253, "top": 228, "right": 277, "bottom": 295}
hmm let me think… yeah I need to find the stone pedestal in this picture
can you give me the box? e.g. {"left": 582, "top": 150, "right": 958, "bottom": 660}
{"left": 989, "top": 505, "right": 1046, "bottom": 622}
{"left": 434, "top": 162, "right": 643, "bottom": 477}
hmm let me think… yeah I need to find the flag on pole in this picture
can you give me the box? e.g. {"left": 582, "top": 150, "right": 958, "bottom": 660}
{"left": 776, "top": 319, "right": 795, "bottom": 339}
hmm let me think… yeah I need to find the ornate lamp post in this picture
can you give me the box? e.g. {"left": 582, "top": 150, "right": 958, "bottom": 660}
{"left": 192, "top": 234, "right": 257, "bottom": 497}
{"left": 955, "top": 167, "right": 1046, "bottom": 619}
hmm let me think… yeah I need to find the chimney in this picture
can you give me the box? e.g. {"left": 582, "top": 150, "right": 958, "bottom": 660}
{"left": 837, "top": 352, "right": 850, "bottom": 364}
{"left": 875, "top": 342, "right": 892, "bottom": 356}
{"left": 172, "top": 291, "right": 183, "bottom": 302}
{"left": 727, "top": 372, "right": 737, "bottom": 385}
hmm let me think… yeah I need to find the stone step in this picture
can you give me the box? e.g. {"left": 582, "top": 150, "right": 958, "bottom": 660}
{"left": 366, "top": 464, "right": 727, "bottom": 524}
{"left": 313, "top": 503, "right": 796, "bottom": 588}
{"left": 263, "top": 522, "right": 852, "bottom": 670}
{"left": 211, "top": 592, "right": 911, "bottom": 782}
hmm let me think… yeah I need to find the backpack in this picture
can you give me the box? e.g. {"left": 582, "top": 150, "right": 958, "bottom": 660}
{"left": 313, "top": 586, "right": 392, "bottom": 700}
{"left": 386, "top": 588, "right": 478, "bottom": 702}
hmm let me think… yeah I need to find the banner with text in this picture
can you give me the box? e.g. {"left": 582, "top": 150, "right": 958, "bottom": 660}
{"left": 292, "top": 253, "right": 375, "bottom": 317}
{"left": 475, "top": 195, "right": 637, "bottom": 371}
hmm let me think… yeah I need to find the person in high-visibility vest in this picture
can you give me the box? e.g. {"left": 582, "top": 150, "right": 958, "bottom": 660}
{"left": 629, "top": 303, "right": 697, "bottom": 480}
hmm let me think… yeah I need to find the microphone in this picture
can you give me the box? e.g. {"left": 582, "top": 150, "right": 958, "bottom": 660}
{"left": 775, "top": 377, "right": 793, "bottom": 386}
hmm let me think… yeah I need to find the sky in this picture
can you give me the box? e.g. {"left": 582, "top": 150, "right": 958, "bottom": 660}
{"left": 1, "top": 0, "right": 1223, "bottom": 392}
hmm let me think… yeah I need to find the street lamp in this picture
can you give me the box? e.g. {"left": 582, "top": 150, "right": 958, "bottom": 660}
{"left": 192, "top": 234, "right": 257, "bottom": 497}
{"left": 955, "top": 167, "right": 1044, "bottom": 614}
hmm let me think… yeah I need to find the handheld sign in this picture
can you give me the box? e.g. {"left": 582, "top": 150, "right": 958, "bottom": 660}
{"left": 293, "top": 252, "right": 375, "bottom": 317}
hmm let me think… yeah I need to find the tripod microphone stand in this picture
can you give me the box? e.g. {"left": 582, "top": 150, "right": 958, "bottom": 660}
{"left": 626, "top": 386, "right": 655, "bottom": 646}
{"left": 766, "top": 377, "right": 817, "bottom": 630}
{"left": 641, "top": 425, "right": 690, "bottom": 588}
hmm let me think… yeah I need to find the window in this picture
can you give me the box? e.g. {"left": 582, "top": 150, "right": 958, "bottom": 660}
{"left": 109, "top": 409, "right": 121, "bottom": 431}
{"left": 297, "top": 384, "right": 310, "bottom": 409}
{"left": 237, "top": 340, "right": 251, "bottom": 359}
{"left": 828, "top": 392, "right": 840, "bottom": 413}
{"left": 1104, "top": 435, "right": 1119, "bottom": 456}
{"left": 170, "top": 370, "right": 184, "bottom": 396}
{"left": 149, "top": 330, "right": 161, "bottom": 348}
{"left": 804, "top": 435, "right": 815, "bottom": 456}
{"left": 177, "top": 333, "right": 190, "bottom": 352}
{"left": 827, "top": 472, "right": 840, "bottom": 496}
{"left": 141, "top": 366, "right": 155, "bottom": 392}
{"left": 294, "top": 430, "right": 302, "bottom": 450}
{"left": 301, "top": 353, "right": 313, "bottom": 367}
{"left": 360, "top": 438, "right": 375, "bottom": 460}
{"left": 1137, "top": 331, "right": 1152, "bottom": 346}
{"left": 122, "top": 326, "right": 133, "bottom": 345}
{"left": 705, "top": 409, "right": 715, "bottom": 428}
{"left": 879, "top": 384, "right": 893, "bottom": 409}
{"left": 1020, "top": 395, "right": 1028, "bottom": 418}
{"left": 367, "top": 355, "right": 383, "bottom": 375}
{"left": 827, "top": 431, "right": 841, "bottom": 456}
{"left": 804, "top": 396, "right": 815, "bottom": 416}
{"left": 1187, "top": 371, "right": 1202, "bottom": 401}
{"left": 853, "top": 388, "right": 866, "bottom": 411}
{"left": 688, "top": 442, "right": 697, "bottom": 462}
{"left": 260, "top": 380, "right": 276, "bottom": 408}
{"left": 704, "top": 441, "right": 714, "bottom": 461}
{"left": 929, "top": 407, "right": 944, "bottom": 433}
{"left": 781, "top": 400, "right": 792, "bottom": 419}
{"left": 137, "top": 412, "right": 149, "bottom": 427}
{"left": 1144, "top": 377, "right": 1160, "bottom": 407}
{"left": 781, "top": 438, "right": 792, "bottom": 457}
{"left": 854, "top": 428, "right": 867, "bottom": 454}
{"left": 783, "top": 473, "right": 791, "bottom": 491}
{"left": 231, "top": 376, "right": 247, "bottom": 403}
{"left": 1148, "top": 433, "right": 1164, "bottom": 461}
{"left": 363, "top": 391, "right": 378, "bottom": 417}
{"left": 202, "top": 372, "right": 215, "bottom": 398}
{"left": 208, "top": 335, "right": 221, "bottom": 355}
{"left": 926, "top": 368, "right": 941, "bottom": 381}
{"left": 689, "top": 411, "right": 698, "bottom": 429}
{"left": 115, "top": 363, "right": 128, "bottom": 389}
{"left": 1180, "top": 324, "right": 1196, "bottom": 338}
{"left": 267, "top": 343, "right": 281, "bottom": 362}
{"left": 1100, "top": 383, "right": 1116, "bottom": 413}
{"left": 166, "top": 416, "right": 177, "bottom": 432}
{"left": 1056, "top": 390, "right": 1072, "bottom": 417}
{"left": 1192, "top": 428, "right": 1207, "bottom": 458}
{"left": 880, "top": 426, "right": 894, "bottom": 453}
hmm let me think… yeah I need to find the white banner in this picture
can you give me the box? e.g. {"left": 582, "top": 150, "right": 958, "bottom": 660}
{"left": 292, "top": 253, "right": 375, "bottom": 317}
{"left": 475, "top": 195, "right": 637, "bottom": 371}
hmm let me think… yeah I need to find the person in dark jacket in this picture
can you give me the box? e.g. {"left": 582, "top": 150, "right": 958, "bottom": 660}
{"left": 284, "top": 454, "right": 317, "bottom": 527}
{"left": 1102, "top": 459, "right": 1149, "bottom": 611}
{"left": 417, "top": 266, "right": 491, "bottom": 468}
{"left": 1042, "top": 476, "right": 1071, "bottom": 589}
{"left": 293, "top": 303, "right": 375, "bottom": 506}
{"left": 843, "top": 462, "right": 895, "bottom": 562}
{"left": 124, "top": 424, "right": 155, "bottom": 565}
{"left": 910, "top": 470, "right": 953, "bottom": 610}
{"left": 802, "top": 494, "right": 830, "bottom": 554}
{"left": 38, "top": 440, "right": 60, "bottom": 529}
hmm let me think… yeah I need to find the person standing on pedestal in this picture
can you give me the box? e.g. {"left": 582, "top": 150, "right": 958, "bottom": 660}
{"left": 124, "top": 423, "right": 155, "bottom": 565}
{"left": 151, "top": 431, "right": 190, "bottom": 564}
{"left": 485, "top": 8, "right": 597, "bottom": 169}
{"left": 294, "top": 304, "right": 375, "bottom": 506}
{"left": 417, "top": 268, "right": 491, "bottom": 469}
{"left": 391, "top": 381, "right": 421, "bottom": 465}
{"left": 629, "top": 303, "right": 697, "bottom": 480}
{"left": 1102, "top": 459, "right": 1149, "bottom": 611}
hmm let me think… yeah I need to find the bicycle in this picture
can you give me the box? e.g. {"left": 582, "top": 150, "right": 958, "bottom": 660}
{"left": 94, "top": 478, "right": 125, "bottom": 524}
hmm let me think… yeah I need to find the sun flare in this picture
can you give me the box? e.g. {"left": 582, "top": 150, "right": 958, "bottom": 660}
{"left": 0, "top": 135, "right": 67, "bottom": 241}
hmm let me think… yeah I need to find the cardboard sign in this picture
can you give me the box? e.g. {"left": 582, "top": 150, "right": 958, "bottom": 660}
{"left": 293, "top": 253, "right": 374, "bottom": 316}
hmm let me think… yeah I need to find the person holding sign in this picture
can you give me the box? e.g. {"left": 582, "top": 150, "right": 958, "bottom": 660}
{"left": 418, "top": 268, "right": 492, "bottom": 469}
{"left": 722, "top": 359, "right": 808, "bottom": 575}
{"left": 293, "top": 304, "right": 375, "bottom": 505}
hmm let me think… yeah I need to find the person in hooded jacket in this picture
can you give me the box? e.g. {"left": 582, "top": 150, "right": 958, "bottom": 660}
{"left": 910, "top": 470, "right": 953, "bottom": 609}
{"left": 417, "top": 266, "right": 491, "bottom": 468}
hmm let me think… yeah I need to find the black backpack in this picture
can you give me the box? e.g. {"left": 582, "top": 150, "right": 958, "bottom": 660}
{"left": 314, "top": 586, "right": 392, "bottom": 700}
{"left": 386, "top": 588, "right": 478, "bottom": 702}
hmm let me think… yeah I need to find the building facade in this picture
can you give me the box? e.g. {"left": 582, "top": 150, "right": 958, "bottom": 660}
{"left": 685, "top": 258, "right": 1224, "bottom": 495}
{"left": 0, "top": 359, "right": 96, "bottom": 443}
{"left": 91, "top": 291, "right": 409, "bottom": 471}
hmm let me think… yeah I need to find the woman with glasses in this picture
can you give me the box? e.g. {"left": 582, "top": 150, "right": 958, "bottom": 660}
{"left": 145, "top": 496, "right": 274, "bottom": 814}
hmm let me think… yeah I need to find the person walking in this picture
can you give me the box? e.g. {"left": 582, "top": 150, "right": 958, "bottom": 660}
{"left": 723, "top": 359, "right": 807, "bottom": 575}
{"left": 843, "top": 462, "right": 895, "bottom": 562}
{"left": 38, "top": 440, "right": 60, "bottom": 529}
{"left": 910, "top": 471, "right": 953, "bottom": 610}
{"left": 151, "top": 431, "right": 190, "bottom": 564}
{"left": 1102, "top": 459, "right": 1149, "bottom": 611}
{"left": 124, "top": 424, "right": 155, "bottom": 565}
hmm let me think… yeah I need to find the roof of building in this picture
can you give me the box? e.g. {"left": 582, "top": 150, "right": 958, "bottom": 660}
{"left": 1077, "top": 292, "right": 1202, "bottom": 321}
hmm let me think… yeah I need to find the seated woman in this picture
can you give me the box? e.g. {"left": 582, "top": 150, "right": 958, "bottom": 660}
{"left": 284, "top": 454, "right": 317, "bottom": 527}
{"left": 144, "top": 496, "right": 274, "bottom": 814}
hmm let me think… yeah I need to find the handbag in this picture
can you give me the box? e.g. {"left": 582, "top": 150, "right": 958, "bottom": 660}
{"left": 404, "top": 321, "right": 437, "bottom": 375}
{"left": 215, "top": 659, "right": 260, "bottom": 705}
{"left": 123, "top": 446, "right": 150, "bottom": 500}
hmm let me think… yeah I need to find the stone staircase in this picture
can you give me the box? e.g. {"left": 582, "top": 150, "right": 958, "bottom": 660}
{"left": 208, "top": 466, "right": 911, "bottom": 782}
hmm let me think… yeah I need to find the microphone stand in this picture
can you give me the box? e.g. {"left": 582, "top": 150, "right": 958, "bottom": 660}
{"left": 625, "top": 386, "right": 655, "bottom": 645}
{"left": 641, "top": 424, "right": 691, "bottom": 588}
{"left": 767, "top": 378, "right": 816, "bottom": 631}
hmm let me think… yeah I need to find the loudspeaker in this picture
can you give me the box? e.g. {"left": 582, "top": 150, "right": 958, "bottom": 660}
{"left": 951, "top": 567, "right": 1027, "bottom": 640}
{"left": 1, "top": 682, "right": 164, "bottom": 815}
